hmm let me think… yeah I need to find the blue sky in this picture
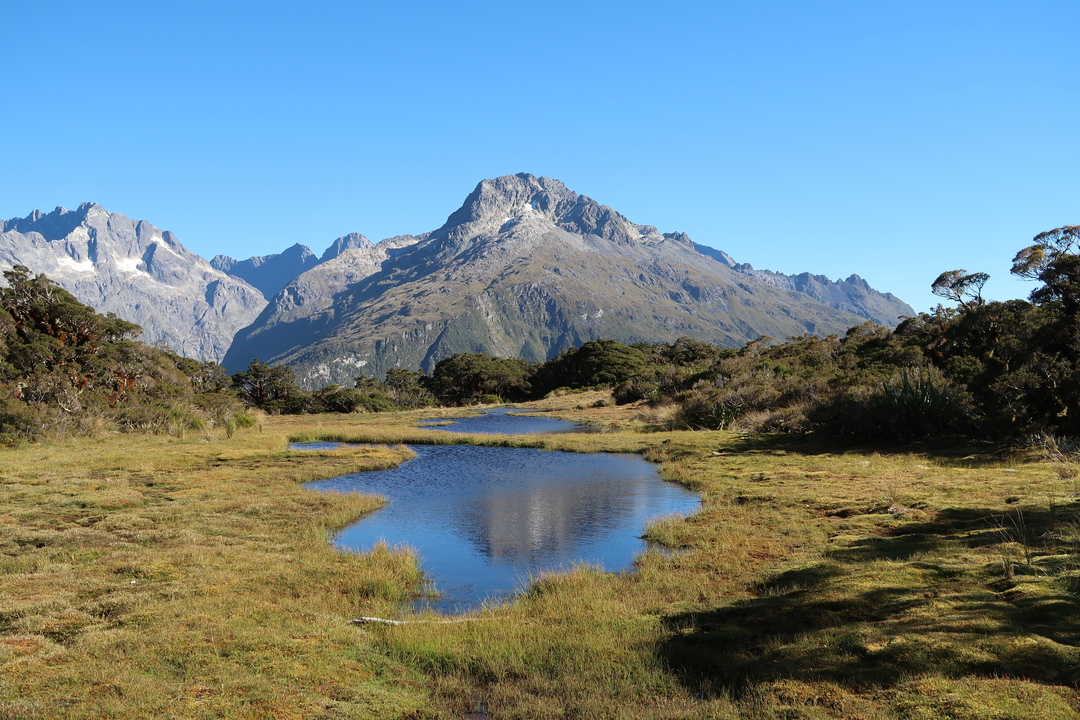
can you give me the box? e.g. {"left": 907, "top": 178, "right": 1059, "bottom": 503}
{"left": 2, "top": 1, "right": 1076, "bottom": 313}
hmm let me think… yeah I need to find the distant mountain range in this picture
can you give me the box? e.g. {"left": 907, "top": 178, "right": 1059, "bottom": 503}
{"left": 0, "top": 204, "right": 265, "bottom": 361}
{"left": 0, "top": 174, "right": 913, "bottom": 384}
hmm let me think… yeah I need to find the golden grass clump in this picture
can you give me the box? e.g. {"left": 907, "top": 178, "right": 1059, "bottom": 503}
{"left": 2, "top": 403, "right": 1079, "bottom": 718}
{"left": 0, "top": 424, "right": 431, "bottom": 718}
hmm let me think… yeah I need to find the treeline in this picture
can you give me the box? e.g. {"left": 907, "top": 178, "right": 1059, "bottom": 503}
{"left": 229, "top": 337, "right": 661, "bottom": 415}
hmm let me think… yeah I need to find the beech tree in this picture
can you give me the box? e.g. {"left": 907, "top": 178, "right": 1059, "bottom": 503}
{"left": 1012, "top": 225, "right": 1080, "bottom": 319}
{"left": 430, "top": 353, "right": 535, "bottom": 405}
{"left": 231, "top": 359, "right": 301, "bottom": 411}
{"left": 532, "top": 339, "right": 648, "bottom": 395}
{"left": 931, "top": 269, "right": 989, "bottom": 309}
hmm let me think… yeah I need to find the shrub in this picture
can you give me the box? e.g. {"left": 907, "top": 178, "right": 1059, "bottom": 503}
{"left": 874, "top": 367, "right": 974, "bottom": 440}
{"left": 356, "top": 392, "right": 399, "bottom": 413}
{"left": 532, "top": 340, "right": 648, "bottom": 396}
{"left": 113, "top": 403, "right": 204, "bottom": 436}
{"left": 613, "top": 378, "right": 659, "bottom": 405}
{"left": 668, "top": 389, "right": 744, "bottom": 430}
{"left": 0, "top": 397, "right": 44, "bottom": 439}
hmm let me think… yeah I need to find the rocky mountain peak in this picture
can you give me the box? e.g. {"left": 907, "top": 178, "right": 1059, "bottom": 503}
{"left": 437, "top": 174, "right": 573, "bottom": 239}
{"left": 76, "top": 201, "right": 106, "bottom": 215}
{"left": 321, "top": 232, "right": 373, "bottom": 262}
{"left": 844, "top": 274, "right": 871, "bottom": 290}
{"left": 0, "top": 204, "right": 266, "bottom": 361}
{"left": 433, "top": 173, "right": 663, "bottom": 250}
{"left": 4, "top": 204, "right": 86, "bottom": 240}
{"left": 225, "top": 174, "right": 914, "bottom": 385}
{"left": 4, "top": 176, "right": 915, "bottom": 379}
{"left": 210, "top": 244, "right": 320, "bottom": 300}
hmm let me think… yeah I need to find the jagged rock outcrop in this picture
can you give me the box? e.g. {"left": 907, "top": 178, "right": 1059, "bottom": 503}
{"left": 211, "top": 243, "right": 321, "bottom": 299}
{"left": 320, "top": 232, "right": 374, "bottom": 262}
{"left": 730, "top": 264, "right": 911, "bottom": 326}
{"left": 224, "top": 173, "right": 913, "bottom": 386}
{"left": 211, "top": 234, "right": 382, "bottom": 301}
{"left": 0, "top": 204, "right": 266, "bottom": 362}
{"left": 239, "top": 233, "right": 423, "bottom": 344}
{"left": 692, "top": 242, "right": 737, "bottom": 268}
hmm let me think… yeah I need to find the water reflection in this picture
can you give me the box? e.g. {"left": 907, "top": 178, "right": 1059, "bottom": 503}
{"left": 305, "top": 443, "right": 698, "bottom": 613}
{"left": 418, "top": 407, "right": 582, "bottom": 435}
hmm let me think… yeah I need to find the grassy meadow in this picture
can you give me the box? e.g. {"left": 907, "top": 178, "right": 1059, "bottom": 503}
{"left": 2, "top": 392, "right": 1079, "bottom": 718}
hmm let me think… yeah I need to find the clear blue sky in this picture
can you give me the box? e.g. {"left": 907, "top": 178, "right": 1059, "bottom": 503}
{"left": 2, "top": 1, "right": 1076, "bottom": 313}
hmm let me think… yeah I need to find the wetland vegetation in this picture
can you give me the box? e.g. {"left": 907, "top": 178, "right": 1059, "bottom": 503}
{"left": 3, "top": 399, "right": 1079, "bottom": 718}
{"left": 302, "top": 424, "right": 699, "bottom": 613}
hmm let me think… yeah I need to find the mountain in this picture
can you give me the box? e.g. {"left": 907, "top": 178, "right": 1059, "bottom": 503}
{"left": 211, "top": 243, "right": 321, "bottom": 300}
{"left": 224, "top": 173, "right": 914, "bottom": 387}
{"left": 0, "top": 203, "right": 266, "bottom": 362}
{"left": 241, "top": 233, "right": 423, "bottom": 343}
{"left": 691, "top": 242, "right": 737, "bottom": 268}
{"left": 319, "top": 232, "right": 376, "bottom": 262}
{"left": 729, "top": 264, "right": 910, "bottom": 327}
{"left": 690, "top": 243, "right": 909, "bottom": 326}
{"left": 209, "top": 233, "right": 381, "bottom": 300}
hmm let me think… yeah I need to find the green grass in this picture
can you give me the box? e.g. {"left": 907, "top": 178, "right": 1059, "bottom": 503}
{"left": 2, "top": 399, "right": 1079, "bottom": 718}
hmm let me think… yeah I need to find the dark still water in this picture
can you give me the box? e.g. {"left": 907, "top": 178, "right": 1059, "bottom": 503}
{"left": 304, "top": 443, "right": 698, "bottom": 613}
{"left": 417, "top": 407, "right": 582, "bottom": 435}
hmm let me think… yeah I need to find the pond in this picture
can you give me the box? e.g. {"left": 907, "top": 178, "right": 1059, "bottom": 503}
{"left": 302, "top": 412, "right": 698, "bottom": 613}
{"left": 415, "top": 407, "right": 583, "bottom": 435}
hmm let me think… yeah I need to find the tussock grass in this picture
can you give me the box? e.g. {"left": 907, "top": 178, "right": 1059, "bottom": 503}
{"left": 3, "top": 404, "right": 1080, "bottom": 718}
{"left": 284, "top": 409, "right": 1080, "bottom": 718}
{"left": 0, "top": 425, "right": 431, "bottom": 718}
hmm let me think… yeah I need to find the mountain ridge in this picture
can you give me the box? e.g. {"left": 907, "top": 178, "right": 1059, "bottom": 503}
{"left": 0, "top": 203, "right": 266, "bottom": 362}
{"left": 1, "top": 175, "right": 913, "bottom": 379}
{"left": 224, "top": 173, "right": 913, "bottom": 386}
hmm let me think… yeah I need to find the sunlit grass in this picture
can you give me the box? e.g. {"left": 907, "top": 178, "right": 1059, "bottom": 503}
{"left": 0, "top": 424, "right": 430, "bottom": 718}
{"left": 2, "top": 400, "right": 1079, "bottom": 718}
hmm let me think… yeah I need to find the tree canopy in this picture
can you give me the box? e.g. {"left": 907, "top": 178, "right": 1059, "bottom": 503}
{"left": 0, "top": 266, "right": 249, "bottom": 441}
{"left": 429, "top": 353, "right": 535, "bottom": 406}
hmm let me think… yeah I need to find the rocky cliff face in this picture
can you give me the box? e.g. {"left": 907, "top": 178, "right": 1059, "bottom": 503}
{"left": 0, "top": 204, "right": 266, "bottom": 362}
{"left": 211, "top": 244, "right": 321, "bottom": 300}
{"left": 224, "top": 174, "right": 913, "bottom": 386}
{"left": 692, "top": 243, "right": 911, "bottom": 325}
{"left": 320, "top": 232, "right": 375, "bottom": 262}
{"left": 730, "top": 264, "right": 911, "bottom": 326}
{"left": 235, "top": 233, "right": 424, "bottom": 354}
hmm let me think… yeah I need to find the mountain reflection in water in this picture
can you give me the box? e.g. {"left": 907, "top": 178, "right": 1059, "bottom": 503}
{"left": 416, "top": 407, "right": 582, "bottom": 435}
{"left": 304, "top": 442, "right": 698, "bottom": 613}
